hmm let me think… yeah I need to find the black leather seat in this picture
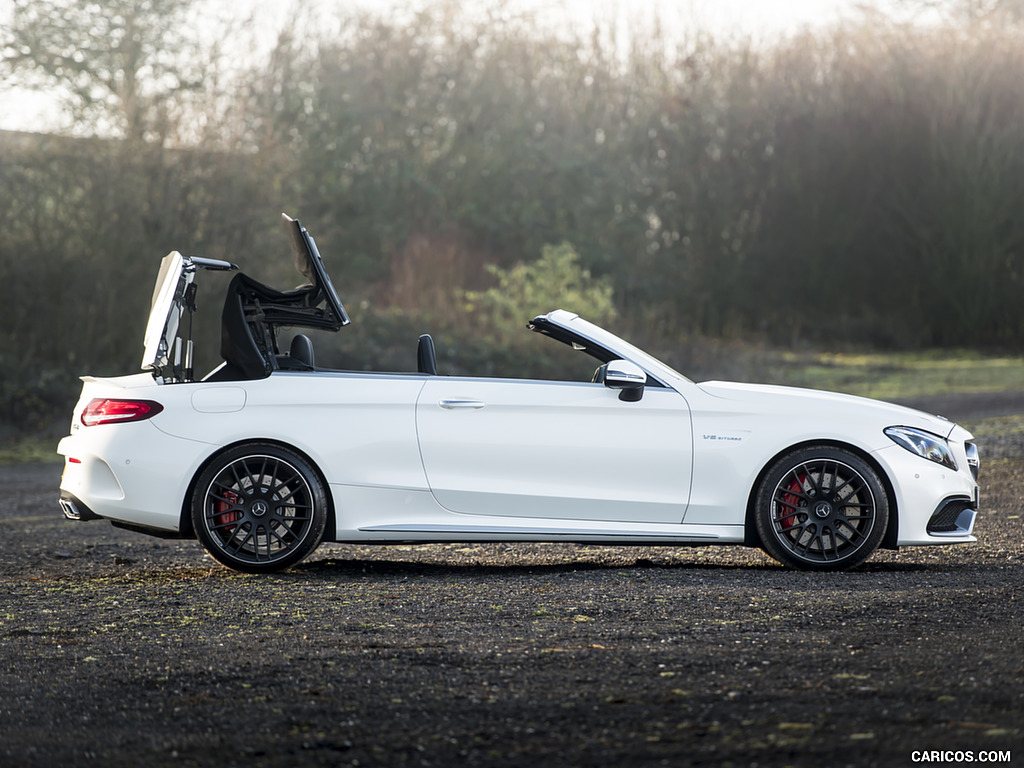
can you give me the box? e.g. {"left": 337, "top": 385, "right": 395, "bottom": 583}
{"left": 417, "top": 334, "right": 437, "bottom": 375}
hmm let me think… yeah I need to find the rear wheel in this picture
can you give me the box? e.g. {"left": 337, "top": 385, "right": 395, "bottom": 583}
{"left": 754, "top": 446, "right": 888, "bottom": 571}
{"left": 191, "top": 443, "right": 327, "bottom": 573}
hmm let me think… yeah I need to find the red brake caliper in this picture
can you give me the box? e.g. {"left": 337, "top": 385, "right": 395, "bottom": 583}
{"left": 214, "top": 490, "right": 241, "bottom": 531}
{"left": 780, "top": 473, "right": 807, "bottom": 532}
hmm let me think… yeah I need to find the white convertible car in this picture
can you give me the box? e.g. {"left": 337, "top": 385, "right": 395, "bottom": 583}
{"left": 58, "top": 214, "right": 980, "bottom": 573}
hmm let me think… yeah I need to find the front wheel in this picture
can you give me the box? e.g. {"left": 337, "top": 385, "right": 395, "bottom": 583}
{"left": 754, "top": 446, "right": 889, "bottom": 571}
{"left": 191, "top": 443, "right": 328, "bottom": 573}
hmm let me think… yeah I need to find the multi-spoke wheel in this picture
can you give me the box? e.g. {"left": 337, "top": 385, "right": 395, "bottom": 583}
{"left": 754, "top": 446, "right": 889, "bottom": 571}
{"left": 191, "top": 443, "right": 327, "bottom": 573}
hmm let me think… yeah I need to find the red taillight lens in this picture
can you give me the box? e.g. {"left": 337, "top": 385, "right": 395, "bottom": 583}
{"left": 80, "top": 398, "right": 164, "bottom": 427}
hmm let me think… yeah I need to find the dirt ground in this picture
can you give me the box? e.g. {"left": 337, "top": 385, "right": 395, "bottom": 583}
{"left": 1, "top": 403, "right": 1022, "bottom": 767}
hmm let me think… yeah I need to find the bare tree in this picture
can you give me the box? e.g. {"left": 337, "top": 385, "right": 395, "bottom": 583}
{"left": 1, "top": 0, "right": 208, "bottom": 142}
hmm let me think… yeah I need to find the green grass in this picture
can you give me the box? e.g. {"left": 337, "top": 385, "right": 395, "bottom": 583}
{"left": 0, "top": 437, "right": 63, "bottom": 465}
{"left": 761, "top": 349, "right": 1024, "bottom": 400}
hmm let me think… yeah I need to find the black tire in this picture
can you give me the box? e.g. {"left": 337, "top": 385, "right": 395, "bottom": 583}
{"left": 754, "top": 446, "right": 889, "bottom": 571}
{"left": 191, "top": 443, "right": 327, "bottom": 573}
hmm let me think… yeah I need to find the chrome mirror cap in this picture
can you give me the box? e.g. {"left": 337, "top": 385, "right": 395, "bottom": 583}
{"left": 604, "top": 360, "right": 647, "bottom": 401}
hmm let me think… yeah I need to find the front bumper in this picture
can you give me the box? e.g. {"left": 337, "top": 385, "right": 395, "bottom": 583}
{"left": 876, "top": 436, "right": 979, "bottom": 546}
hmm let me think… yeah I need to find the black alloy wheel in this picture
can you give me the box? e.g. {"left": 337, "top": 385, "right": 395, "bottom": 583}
{"left": 191, "top": 443, "right": 327, "bottom": 573}
{"left": 754, "top": 446, "right": 889, "bottom": 571}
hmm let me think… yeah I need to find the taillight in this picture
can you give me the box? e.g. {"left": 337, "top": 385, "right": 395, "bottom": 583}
{"left": 80, "top": 398, "right": 164, "bottom": 427}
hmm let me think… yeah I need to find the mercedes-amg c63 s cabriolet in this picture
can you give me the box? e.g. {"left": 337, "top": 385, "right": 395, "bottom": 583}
{"left": 57, "top": 214, "right": 980, "bottom": 573}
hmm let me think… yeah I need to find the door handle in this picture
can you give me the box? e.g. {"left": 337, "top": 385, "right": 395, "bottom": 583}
{"left": 439, "top": 399, "right": 486, "bottom": 410}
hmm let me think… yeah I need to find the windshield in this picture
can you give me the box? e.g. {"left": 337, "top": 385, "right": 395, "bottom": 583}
{"left": 530, "top": 310, "right": 692, "bottom": 386}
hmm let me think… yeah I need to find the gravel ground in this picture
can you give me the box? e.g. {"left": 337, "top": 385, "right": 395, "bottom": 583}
{"left": 1, "top": 411, "right": 1021, "bottom": 767}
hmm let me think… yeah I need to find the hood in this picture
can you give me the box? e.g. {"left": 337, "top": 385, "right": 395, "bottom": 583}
{"left": 697, "top": 380, "right": 960, "bottom": 438}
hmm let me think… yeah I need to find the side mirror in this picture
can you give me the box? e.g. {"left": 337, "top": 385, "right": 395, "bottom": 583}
{"left": 603, "top": 359, "right": 647, "bottom": 401}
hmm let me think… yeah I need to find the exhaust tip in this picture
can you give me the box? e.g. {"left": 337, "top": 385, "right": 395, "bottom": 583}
{"left": 59, "top": 495, "right": 100, "bottom": 521}
{"left": 59, "top": 498, "right": 81, "bottom": 520}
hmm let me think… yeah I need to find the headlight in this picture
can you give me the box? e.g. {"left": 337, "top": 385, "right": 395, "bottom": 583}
{"left": 884, "top": 426, "right": 957, "bottom": 470}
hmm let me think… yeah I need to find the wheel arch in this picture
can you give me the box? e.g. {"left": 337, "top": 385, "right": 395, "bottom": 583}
{"left": 742, "top": 439, "right": 898, "bottom": 550}
{"left": 178, "top": 437, "right": 337, "bottom": 542}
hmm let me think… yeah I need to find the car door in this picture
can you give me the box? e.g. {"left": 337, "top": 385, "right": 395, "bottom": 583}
{"left": 415, "top": 377, "right": 692, "bottom": 524}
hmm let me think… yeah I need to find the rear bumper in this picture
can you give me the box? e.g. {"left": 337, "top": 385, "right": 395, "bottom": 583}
{"left": 57, "top": 425, "right": 211, "bottom": 534}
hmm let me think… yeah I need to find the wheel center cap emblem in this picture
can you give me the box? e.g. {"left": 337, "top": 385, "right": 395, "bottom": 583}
{"left": 814, "top": 501, "right": 832, "bottom": 519}
{"left": 251, "top": 500, "right": 270, "bottom": 517}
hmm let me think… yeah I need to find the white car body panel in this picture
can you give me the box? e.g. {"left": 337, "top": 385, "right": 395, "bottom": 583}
{"left": 157, "top": 373, "right": 432, "bottom": 492}
{"left": 416, "top": 377, "right": 692, "bottom": 523}
{"left": 682, "top": 380, "right": 978, "bottom": 544}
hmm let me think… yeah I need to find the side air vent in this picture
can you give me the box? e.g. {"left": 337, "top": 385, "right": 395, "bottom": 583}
{"left": 965, "top": 441, "right": 979, "bottom": 481}
{"left": 927, "top": 500, "right": 976, "bottom": 535}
